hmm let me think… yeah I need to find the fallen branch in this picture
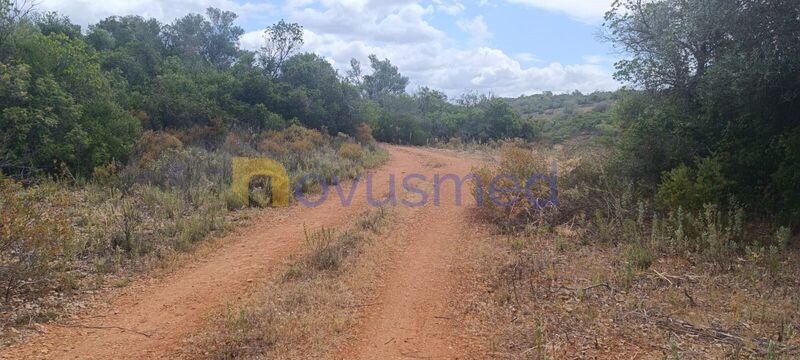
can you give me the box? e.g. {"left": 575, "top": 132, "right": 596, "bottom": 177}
{"left": 647, "top": 313, "right": 800, "bottom": 356}
{"left": 54, "top": 323, "right": 152, "bottom": 337}
{"left": 652, "top": 269, "right": 673, "bottom": 287}
{"left": 560, "top": 282, "right": 615, "bottom": 293}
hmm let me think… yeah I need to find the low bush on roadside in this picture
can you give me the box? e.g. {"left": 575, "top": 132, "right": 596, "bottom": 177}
{"left": 472, "top": 144, "right": 557, "bottom": 232}
{"left": 0, "top": 179, "right": 74, "bottom": 302}
{"left": 337, "top": 143, "right": 364, "bottom": 161}
{"left": 476, "top": 141, "right": 793, "bottom": 271}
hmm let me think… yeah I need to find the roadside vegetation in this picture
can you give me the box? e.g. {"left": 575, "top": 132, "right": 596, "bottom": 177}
{"left": 0, "top": 124, "right": 387, "bottom": 335}
{"left": 465, "top": 0, "right": 800, "bottom": 357}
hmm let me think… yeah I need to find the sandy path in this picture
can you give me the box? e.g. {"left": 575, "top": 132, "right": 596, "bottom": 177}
{"left": 0, "top": 146, "right": 430, "bottom": 360}
{"left": 335, "top": 147, "right": 483, "bottom": 360}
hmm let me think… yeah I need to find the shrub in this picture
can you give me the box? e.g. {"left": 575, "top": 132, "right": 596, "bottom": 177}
{"left": 0, "top": 179, "right": 73, "bottom": 301}
{"left": 223, "top": 189, "right": 245, "bottom": 211}
{"left": 656, "top": 157, "right": 729, "bottom": 212}
{"left": 288, "top": 139, "right": 314, "bottom": 155}
{"left": 111, "top": 198, "right": 144, "bottom": 255}
{"left": 337, "top": 143, "right": 363, "bottom": 161}
{"left": 258, "top": 138, "right": 287, "bottom": 156}
{"left": 222, "top": 132, "right": 258, "bottom": 157}
{"left": 447, "top": 137, "right": 463, "bottom": 149}
{"left": 472, "top": 144, "right": 555, "bottom": 231}
{"left": 626, "top": 242, "right": 655, "bottom": 270}
{"left": 120, "top": 148, "right": 231, "bottom": 192}
{"left": 354, "top": 122, "right": 375, "bottom": 144}
{"left": 92, "top": 161, "right": 121, "bottom": 186}
{"left": 135, "top": 131, "right": 183, "bottom": 167}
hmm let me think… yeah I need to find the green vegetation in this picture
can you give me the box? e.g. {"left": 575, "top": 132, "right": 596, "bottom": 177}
{"left": 0, "top": 4, "right": 534, "bottom": 180}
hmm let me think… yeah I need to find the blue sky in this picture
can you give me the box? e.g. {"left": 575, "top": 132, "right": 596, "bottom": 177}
{"left": 37, "top": 0, "right": 621, "bottom": 97}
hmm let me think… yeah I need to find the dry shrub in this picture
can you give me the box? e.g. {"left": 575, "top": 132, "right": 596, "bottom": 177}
{"left": 277, "top": 125, "right": 326, "bottom": 146}
{"left": 472, "top": 144, "right": 556, "bottom": 231}
{"left": 337, "top": 143, "right": 363, "bottom": 161}
{"left": 261, "top": 125, "right": 327, "bottom": 156}
{"left": 0, "top": 179, "right": 74, "bottom": 302}
{"left": 120, "top": 148, "right": 232, "bottom": 192}
{"left": 169, "top": 117, "right": 226, "bottom": 148}
{"left": 288, "top": 139, "right": 314, "bottom": 155}
{"left": 221, "top": 132, "right": 258, "bottom": 157}
{"left": 92, "top": 161, "right": 121, "bottom": 186}
{"left": 135, "top": 131, "right": 183, "bottom": 167}
{"left": 447, "top": 137, "right": 463, "bottom": 148}
{"left": 258, "top": 138, "right": 286, "bottom": 156}
{"left": 354, "top": 122, "right": 375, "bottom": 144}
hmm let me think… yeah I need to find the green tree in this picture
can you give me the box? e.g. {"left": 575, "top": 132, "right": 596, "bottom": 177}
{"left": 605, "top": 0, "right": 800, "bottom": 221}
{"left": 363, "top": 54, "right": 408, "bottom": 100}
{"left": 163, "top": 8, "right": 243, "bottom": 69}
{"left": 1, "top": 31, "right": 140, "bottom": 176}
{"left": 259, "top": 20, "right": 303, "bottom": 77}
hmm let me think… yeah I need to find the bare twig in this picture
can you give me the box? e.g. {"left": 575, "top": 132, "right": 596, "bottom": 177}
{"left": 653, "top": 269, "right": 673, "bottom": 287}
{"left": 683, "top": 288, "right": 696, "bottom": 306}
{"left": 560, "top": 282, "right": 615, "bottom": 293}
{"left": 54, "top": 323, "right": 152, "bottom": 337}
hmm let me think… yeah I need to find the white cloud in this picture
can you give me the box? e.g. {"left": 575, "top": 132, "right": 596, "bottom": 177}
{"left": 432, "top": 0, "right": 465, "bottom": 15}
{"left": 515, "top": 52, "right": 542, "bottom": 63}
{"left": 457, "top": 15, "right": 492, "bottom": 44}
{"left": 37, "top": 0, "right": 274, "bottom": 27}
{"left": 288, "top": 29, "right": 618, "bottom": 97}
{"left": 504, "top": 0, "right": 613, "bottom": 23}
{"left": 291, "top": 1, "right": 444, "bottom": 44}
{"left": 582, "top": 54, "right": 616, "bottom": 64}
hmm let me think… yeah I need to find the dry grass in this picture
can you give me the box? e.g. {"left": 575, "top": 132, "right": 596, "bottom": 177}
{"left": 180, "top": 206, "right": 395, "bottom": 359}
{"left": 457, "top": 141, "right": 800, "bottom": 359}
{"left": 459, "top": 227, "right": 800, "bottom": 359}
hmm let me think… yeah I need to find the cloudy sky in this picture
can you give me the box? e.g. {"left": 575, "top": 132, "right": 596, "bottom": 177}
{"left": 37, "top": 0, "right": 621, "bottom": 97}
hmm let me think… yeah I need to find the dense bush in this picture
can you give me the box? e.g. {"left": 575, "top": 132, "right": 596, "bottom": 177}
{"left": 605, "top": 0, "right": 800, "bottom": 225}
{"left": 655, "top": 157, "right": 729, "bottom": 213}
{"left": 0, "top": 32, "right": 141, "bottom": 177}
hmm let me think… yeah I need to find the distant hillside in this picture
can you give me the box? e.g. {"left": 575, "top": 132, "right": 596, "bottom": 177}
{"left": 504, "top": 90, "right": 618, "bottom": 118}
{"left": 503, "top": 91, "right": 619, "bottom": 143}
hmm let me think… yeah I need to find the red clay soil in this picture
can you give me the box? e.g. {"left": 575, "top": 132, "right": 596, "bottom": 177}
{"left": 333, "top": 146, "right": 484, "bottom": 360}
{"left": 1, "top": 146, "right": 488, "bottom": 360}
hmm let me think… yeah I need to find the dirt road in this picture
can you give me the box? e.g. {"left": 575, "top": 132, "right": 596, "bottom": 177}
{"left": 334, "top": 146, "right": 483, "bottom": 359}
{"left": 1, "top": 146, "right": 486, "bottom": 359}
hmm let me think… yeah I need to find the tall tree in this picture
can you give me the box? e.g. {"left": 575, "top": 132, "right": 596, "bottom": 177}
{"left": 0, "top": 0, "right": 34, "bottom": 46}
{"left": 605, "top": 0, "right": 800, "bottom": 220}
{"left": 259, "top": 20, "right": 303, "bottom": 77}
{"left": 362, "top": 54, "right": 408, "bottom": 100}
{"left": 345, "top": 58, "right": 362, "bottom": 86}
{"left": 163, "top": 8, "right": 243, "bottom": 69}
{"left": 203, "top": 8, "right": 244, "bottom": 69}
